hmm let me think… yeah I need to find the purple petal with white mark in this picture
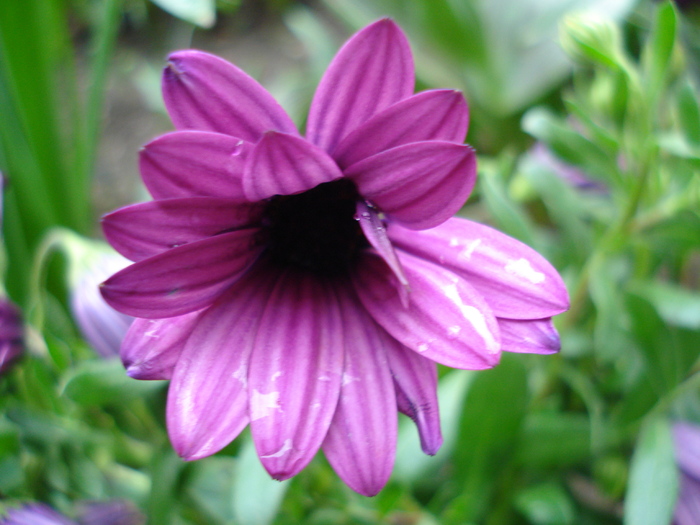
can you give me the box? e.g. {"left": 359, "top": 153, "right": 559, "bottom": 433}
{"left": 356, "top": 201, "right": 408, "bottom": 301}
{"left": 139, "top": 131, "right": 251, "bottom": 200}
{"left": 121, "top": 310, "right": 202, "bottom": 380}
{"left": 167, "top": 269, "right": 278, "bottom": 460}
{"left": 675, "top": 423, "right": 700, "bottom": 479}
{"left": 345, "top": 141, "right": 476, "bottom": 230}
{"left": 103, "top": 197, "right": 262, "bottom": 262}
{"left": 249, "top": 270, "right": 344, "bottom": 480}
{"left": 499, "top": 317, "right": 560, "bottom": 355}
{"left": 388, "top": 217, "right": 570, "bottom": 319}
{"left": 385, "top": 343, "right": 442, "bottom": 455}
{"left": 353, "top": 251, "right": 501, "bottom": 370}
{"left": 333, "top": 89, "right": 469, "bottom": 167}
{"left": 163, "top": 51, "right": 298, "bottom": 141}
{"left": 322, "top": 287, "right": 397, "bottom": 496}
{"left": 243, "top": 131, "right": 343, "bottom": 201}
{"left": 100, "top": 229, "right": 261, "bottom": 318}
{"left": 306, "top": 19, "right": 414, "bottom": 152}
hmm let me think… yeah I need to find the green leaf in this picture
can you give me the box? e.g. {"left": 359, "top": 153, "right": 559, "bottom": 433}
{"left": 642, "top": 1, "right": 677, "bottom": 104}
{"left": 623, "top": 418, "right": 678, "bottom": 525}
{"left": 676, "top": 79, "right": 700, "bottom": 148}
{"left": 626, "top": 293, "right": 698, "bottom": 396}
{"left": 232, "top": 435, "right": 290, "bottom": 525}
{"left": 442, "top": 356, "right": 528, "bottom": 522}
{"left": 189, "top": 457, "right": 236, "bottom": 524}
{"left": 516, "top": 412, "right": 591, "bottom": 468}
{"left": 630, "top": 280, "right": 700, "bottom": 330}
{"left": 62, "top": 359, "right": 165, "bottom": 406}
{"left": 515, "top": 482, "right": 575, "bottom": 525}
{"left": 589, "top": 257, "right": 633, "bottom": 362}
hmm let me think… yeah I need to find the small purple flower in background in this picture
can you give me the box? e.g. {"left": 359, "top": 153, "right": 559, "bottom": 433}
{"left": 0, "top": 501, "right": 144, "bottom": 525}
{"left": 100, "top": 19, "right": 569, "bottom": 495}
{"left": 0, "top": 503, "right": 73, "bottom": 525}
{"left": 530, "top": 142, "right": 607, "bottom": 192}
{"left": 70, "top": 250, "right": 133, "bottom": 358}
{"left": 0, "top": 298, "right": 23, "bottom": 375}
{"left": 60, "top": 231, "right": 133, "bottom": 358}
{"left": 673, "top": 422, "right": 700, "bottom": 524}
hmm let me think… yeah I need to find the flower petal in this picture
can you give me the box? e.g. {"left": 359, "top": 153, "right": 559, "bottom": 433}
{"left": 388, "top": 218, "right": 570, "bottom": 319}
{"left": 385, "top": 343, "right": 442, "bottom": 455}
{"left": 675, "top": 423, "right": 700, "bottom": 479}
{"left": 322, "top": 287, "right": 397, "bottom": 496}
{"left": 353, "top": 251, "right": 501, "bottom": 370}
{"left": 163, "top": 51, "right": 298, "bottom": 141}
{"left": 121, "top": 311, "right": 202, "bottom": 380}
{"left": 102, "top": 197, "right": 262, "bottom": 262}
{"left": 333, "top": 89, "right": 469, "bottom": 167}
{"left": 167, "top": 270, "right": 277, "bottom": 460}
{"left": 100, "top": 230, "right": 261, "bottom": 318}
{"left": 306, "top": 19, "right": 414, "bottom": 152}
{"left": 243, "top": 131, "right": 343, "bottom": 201}
{"left": 345, "top": 141, "right": 476, "bottom": 230}
{"left": 675, "top": 472, "right": 700, "bottom": 525}
{"left": 356, "top": 201, "right": 409, "bottom": 300}
{"left": 499, "top": 317, "right": 560, "bottom": 354}
{"left": 139, "top": 131, "right": 251, "bottom": 200}
{"left": 249, "top": 270, "right": 344, "bottom": 480}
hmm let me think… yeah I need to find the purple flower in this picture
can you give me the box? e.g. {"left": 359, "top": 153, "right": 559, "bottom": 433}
{"left": 673, "top": 423, "right": 700, "bottom": 524}
{"left": 100, "top": 19, "right": 569, "bottom": 495}
{"left": 1, "top": 504, "right": 74, "bottom": 525}
{"left": 0, "top": 501, "right": 144, "bottom": 525}
{"left": 0, "top": 298, "right": 23, "bottom": 375}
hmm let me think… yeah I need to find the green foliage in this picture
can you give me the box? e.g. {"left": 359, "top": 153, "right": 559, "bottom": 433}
{"left": 0, "top": 0, "right": 699, "bottom": 523}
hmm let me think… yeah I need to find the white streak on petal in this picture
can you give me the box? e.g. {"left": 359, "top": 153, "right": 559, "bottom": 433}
{"left": 505, "top": 258, "right": 545, "bottom": 284}
{"left": 448, "top": 325, "right": 461, "bottom": 336}
{"left": 459, "top": 239, "right": 481, "bottom": 260}
{"left": 342, "top": 372, "right": 359, "bottom": 387}
{"left": 271, "top": 371, "right": 282, "bottom": 381}
{"left": 251, "top": 390, "right": 281, "bottom": 421}
{"left": 260, "top": 438, "right": 293, "bottom": 458}
{"left": 232, "top": 363, "right": 247, "bottom": 387}
{"left": 442, "top": 283, "right": 499, "bottom": 354}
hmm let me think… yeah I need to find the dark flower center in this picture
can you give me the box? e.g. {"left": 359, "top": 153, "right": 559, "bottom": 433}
{"left": 260, "top": 178, "right": 369, "bottom": 276}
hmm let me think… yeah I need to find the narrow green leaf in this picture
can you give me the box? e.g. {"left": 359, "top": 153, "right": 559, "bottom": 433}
{"left": 443, "top": 356, "right": 528, "bottom": 522}
{"left": 643, "top": 1, "right": 677, "bottom": 104}
{"left": 62, "top": 359, "right": 165, "bottom": 406}
{"left": 676, "top": 79, "right": 700, "bottom": 147}
{"left": 475, "top": 158, "right": 536, "bottom": 246}
{"left": 623, "top": 418, "right": 678, "bottom": 525}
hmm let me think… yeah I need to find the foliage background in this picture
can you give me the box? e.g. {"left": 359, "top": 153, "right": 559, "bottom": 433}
{"left": 0, "top": 0, "right": 699, "bottom": 523}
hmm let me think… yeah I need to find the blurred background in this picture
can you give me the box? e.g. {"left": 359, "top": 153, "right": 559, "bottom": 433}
{"left": 0, "top": 0, "right": 699, "bottom": 523}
